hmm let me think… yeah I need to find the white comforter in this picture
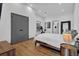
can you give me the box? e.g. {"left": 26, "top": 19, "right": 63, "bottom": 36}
{"left": 34, "top": 33, "right": 75, "bottom": 49}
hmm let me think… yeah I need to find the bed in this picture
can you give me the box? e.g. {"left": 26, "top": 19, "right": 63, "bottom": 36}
{"left": 34, "top": 33, "right": 76, "bottom": 51}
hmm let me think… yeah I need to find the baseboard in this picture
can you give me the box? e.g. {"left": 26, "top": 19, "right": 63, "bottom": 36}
{"left": 29, "top": 37, "right": 34, "bottom": 40}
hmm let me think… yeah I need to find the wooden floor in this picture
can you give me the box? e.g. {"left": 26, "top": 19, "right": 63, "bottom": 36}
{"left": 13, "top": 39, "right": 60, "bottom": 56}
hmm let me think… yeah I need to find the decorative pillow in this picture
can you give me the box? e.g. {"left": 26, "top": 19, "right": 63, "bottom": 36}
{"left": 71, "top": 30, "right": 78, "bottom": 39}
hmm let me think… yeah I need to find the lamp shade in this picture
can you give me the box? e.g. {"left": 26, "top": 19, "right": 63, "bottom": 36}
{"left": 64, "top": 34, "right": 72, "bottom": 43}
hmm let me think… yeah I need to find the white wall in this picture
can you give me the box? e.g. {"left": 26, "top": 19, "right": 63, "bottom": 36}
{"left": 44, "top": 14, "right": 74, "bottom": 34}
{"left": 0, "top": 4, "right": 11, "bottom": 42}
{"left": 0, "top": 3, "right": 37, "bottom": 43}
{"left": 74, "top": 4, "right": 79, "bottom": 33}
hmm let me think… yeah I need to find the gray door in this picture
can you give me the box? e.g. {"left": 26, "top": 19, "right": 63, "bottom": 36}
{"left": 11, "top": 13, "right": 29, "bottom": 44}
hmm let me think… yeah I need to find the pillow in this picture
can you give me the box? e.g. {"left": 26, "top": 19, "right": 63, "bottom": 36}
{"left": 71, "top": 30, "right": 78, "bottom": 39}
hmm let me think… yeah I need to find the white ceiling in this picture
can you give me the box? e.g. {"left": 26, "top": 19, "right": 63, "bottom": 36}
{"left": 22, "top": 3, "right": 75, "bottom": 18}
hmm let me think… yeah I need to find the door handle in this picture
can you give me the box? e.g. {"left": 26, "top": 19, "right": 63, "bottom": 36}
{"left": 19, "top": 29, "right": 23, "bottom": 31}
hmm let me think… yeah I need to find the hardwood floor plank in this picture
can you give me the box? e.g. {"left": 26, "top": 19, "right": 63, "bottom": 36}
{"left": 13, "top": 39, "right": 60, "bottom": 56}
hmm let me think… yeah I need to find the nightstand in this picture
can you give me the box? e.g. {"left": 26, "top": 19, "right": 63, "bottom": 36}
{"left": 60, "top": 43, "right": 77, "bottom": 56}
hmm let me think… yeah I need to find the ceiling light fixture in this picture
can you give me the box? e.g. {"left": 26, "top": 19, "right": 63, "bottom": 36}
{"left": 27, "top": 6, "right": 32, "bottom": 11}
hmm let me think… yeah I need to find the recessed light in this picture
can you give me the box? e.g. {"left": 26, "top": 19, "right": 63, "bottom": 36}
{"left": 27, "top": 6, "right": 32, "bottom": 11}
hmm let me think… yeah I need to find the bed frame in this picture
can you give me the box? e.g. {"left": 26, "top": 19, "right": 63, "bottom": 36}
{"left": 35, "top": 40, "right": 60, "bottom": 52}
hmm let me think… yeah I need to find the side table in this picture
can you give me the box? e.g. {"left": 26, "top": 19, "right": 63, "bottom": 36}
{"left": 60, "top": 43, "right": 77, "bottom": 56}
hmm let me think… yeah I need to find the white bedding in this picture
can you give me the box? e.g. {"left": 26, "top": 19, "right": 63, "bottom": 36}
{"left": 34, "top": 33, "right": 75, "bottom": 49}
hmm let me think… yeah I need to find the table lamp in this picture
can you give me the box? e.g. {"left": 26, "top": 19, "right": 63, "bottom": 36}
{"left": 64, "top": 34, "right": 72, "bottom": 44}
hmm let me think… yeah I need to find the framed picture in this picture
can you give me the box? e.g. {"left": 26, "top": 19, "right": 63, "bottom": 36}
{"left": 45, "top": 21, "right": 51, "bottom": 30}
{"left": 36, "top": 21, "right": 44, "bottom": 34}
{"left": 52, "top": 20, "right": 59, "bottom": 34}
{"left": 46, "top": 22, "right": 51, "bottom": 28}
{"left": 61, "top": 21, "right": 71, "bottom": 34}
{"left": 44, "top": 21, "right": 51, "bottom": 33}
{"left": 36, "top": 21, "right": 41, "bottom": 32}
